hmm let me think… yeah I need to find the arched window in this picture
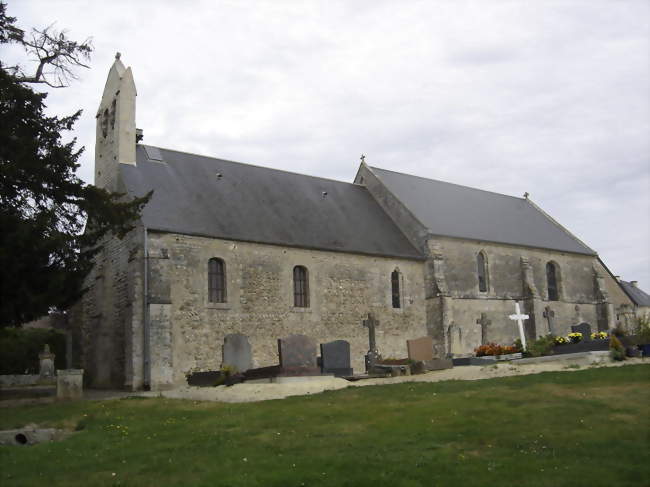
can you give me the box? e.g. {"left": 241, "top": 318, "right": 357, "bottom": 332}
{"left": 391, "top": 269, "right": 401, "bottom": 308}
{"left": 293, "top": 266, "right": 309, "bottom": 308}
{"left": 208, "top": 258, "right": 226, "bottom": 303}
{"left": 546, "top": 262, "right": 559, "bottom": 301}
{"left": 477, "top": 251, "right": 488, "bottom": 293}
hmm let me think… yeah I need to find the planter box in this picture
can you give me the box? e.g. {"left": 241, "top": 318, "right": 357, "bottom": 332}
{"left": 495, "top": 353, "right": 523, "bottom": 361}
{"left": 553, "top": 340, "right": 609, "bottom": 355}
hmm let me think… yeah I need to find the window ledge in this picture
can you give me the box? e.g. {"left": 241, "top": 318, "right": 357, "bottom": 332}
{"left": 206, "top": 302, "right": 231, "bottom": 310}
{"left": 291, "top": 307, "right": 312, "bottom": 313}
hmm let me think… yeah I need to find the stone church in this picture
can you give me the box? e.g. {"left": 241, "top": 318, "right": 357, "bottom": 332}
{"left": 71, "top": 55, "right": 635, "bottom": 390}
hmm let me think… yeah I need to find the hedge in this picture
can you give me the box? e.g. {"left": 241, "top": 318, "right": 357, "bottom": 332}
{"left": 0, "top": 328, "right": 67, "bottom": 374}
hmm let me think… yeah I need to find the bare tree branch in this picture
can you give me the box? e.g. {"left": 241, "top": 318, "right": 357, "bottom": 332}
{"left": 10, "top": 23, "right": 92, "bottom": 88}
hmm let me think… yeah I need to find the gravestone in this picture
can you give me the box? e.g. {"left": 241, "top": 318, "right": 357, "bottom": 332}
{"left": 320, "top": 340, "right": 352, "bottom": 376}
{"left": 222, "top": 333, "right": 252, "bottom": 373}
{"left": 278, "top": 334, "right": 319, "bottom": 376}
{"left": 38, "top": 345, "right": 56, "bottom": 379}
{"left": 571, "top": 322, "right": 592, "bottom": 341}
{"left": 407, "top": 336, "right": 453, "bottom": 371}
{"left": 407, "top": 336, "right": 434, "bottom": 362}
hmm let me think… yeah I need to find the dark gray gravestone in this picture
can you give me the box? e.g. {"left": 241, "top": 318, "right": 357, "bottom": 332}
{"left": 571, "top": 322, "right": 592, "bottom": 341}
{"left": 320, "top": 340, "right": 352, "bottom": 376}
{"left": 278, "top": 335, "right": 319, "bottom": 376}
{"left": 222, "top": 334, "right": 252, "bottom": 373}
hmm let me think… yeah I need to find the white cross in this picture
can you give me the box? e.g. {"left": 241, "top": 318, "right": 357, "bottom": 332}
{"left": 509, "top": 301, "right": 530, "bottom": 350}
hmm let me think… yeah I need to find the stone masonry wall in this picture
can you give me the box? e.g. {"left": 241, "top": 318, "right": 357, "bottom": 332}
{"left": 146, "top": 232, "right": 427, "bottom": 388}
{"left": 425, "top": 236, "right": 618, "bottom": 355}
{"left": 70, "top": 222, "right": 144, "bottom": 390}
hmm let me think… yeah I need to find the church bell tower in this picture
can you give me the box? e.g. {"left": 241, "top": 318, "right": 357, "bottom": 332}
{"left": 95, "top": 52, "right": 137, "bottom": 191}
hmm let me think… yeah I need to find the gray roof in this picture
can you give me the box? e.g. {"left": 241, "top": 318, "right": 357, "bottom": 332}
{"left": 619, "top": 281, "right": 650, "bottom": 307}
{"left": 370, "top": 166, "right": 595, "bottom": 255}
{"left": 119, "top": 145, "right": 423, "bottom": 259}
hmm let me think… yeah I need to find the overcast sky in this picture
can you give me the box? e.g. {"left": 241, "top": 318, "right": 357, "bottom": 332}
{"left": 5, "top": 0, "right": 650, "bottom": 291}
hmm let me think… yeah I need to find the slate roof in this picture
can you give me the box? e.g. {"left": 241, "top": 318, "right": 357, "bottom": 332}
{"left": 369, "top": 166, "right": 595, "bottom": 255}
{"left": 619, "top": 280, "right": 650, "bottom": 307}
{"left": 119, "top": 145, "right": 423, "bottom": 260}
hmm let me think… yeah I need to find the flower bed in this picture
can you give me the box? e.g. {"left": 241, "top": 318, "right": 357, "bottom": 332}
{"left": 474, "top": 343, "right": 520, "bottom": 357}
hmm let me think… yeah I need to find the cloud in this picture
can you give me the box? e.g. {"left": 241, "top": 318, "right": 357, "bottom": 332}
{"left": 6, "top": 0, "right": 649, "bottom": 289}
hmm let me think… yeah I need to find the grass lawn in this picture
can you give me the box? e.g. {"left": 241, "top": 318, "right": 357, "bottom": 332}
{"left": 0, "top": 365, "right": 648, "bottom": 487}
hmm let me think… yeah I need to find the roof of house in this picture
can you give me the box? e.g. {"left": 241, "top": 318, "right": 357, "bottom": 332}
{"left": 369, "top": 166, "right": 595, "bottom": 255}
{"left": 119, "top": 145, "right": 424, "bottom": 260}
{"left": 619, "top": 280, "right": 650, "bottom": 307}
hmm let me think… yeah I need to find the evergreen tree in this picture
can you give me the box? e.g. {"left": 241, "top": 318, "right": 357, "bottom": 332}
{"left": 0, "top": 3, "right": 150, "bottom": 327}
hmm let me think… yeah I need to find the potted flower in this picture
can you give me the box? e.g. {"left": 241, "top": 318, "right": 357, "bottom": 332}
{"left": 554, "top": 336, "right": 568, "bottom": 345}
{"left": 590, "top": 331, "right": 608, "bottom": 340}
{"left": 567, "top": 332, "right": 583, "bottom": 344}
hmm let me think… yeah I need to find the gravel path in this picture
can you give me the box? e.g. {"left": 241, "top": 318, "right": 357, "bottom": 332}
{"left": 145, "top": 356, "right": 648, "bottom": 404}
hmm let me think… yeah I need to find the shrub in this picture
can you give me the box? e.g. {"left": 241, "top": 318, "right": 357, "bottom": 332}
{"left": 609, "top": 335, "right": 626, "bottom": 361}
{"left": 635, "top": 316, "right": 650, "bottom": 344}
{"left": 525, "top": 335, "right": 556, "bottom": 358}
{"left": 0, "top": 327, "right": 66, "bottom": 374}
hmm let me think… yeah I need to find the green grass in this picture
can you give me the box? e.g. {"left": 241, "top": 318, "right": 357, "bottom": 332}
{"left": 1, "top": 365, "right": 649, "bottom": 487}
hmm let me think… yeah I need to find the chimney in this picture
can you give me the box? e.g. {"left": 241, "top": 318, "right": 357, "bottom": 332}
{"left": 630, "top": 281, "right": 638, "bottom": 288}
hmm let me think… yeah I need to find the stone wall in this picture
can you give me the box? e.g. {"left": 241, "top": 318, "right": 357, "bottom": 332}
{"left": 424, "top": 236, "right": 622, "bottom": 355}
{"left": 70, "top": 221, "right": 145, "bottom": 390}
{"left": 146, "top": 232, "right": 427, "bottom": 388}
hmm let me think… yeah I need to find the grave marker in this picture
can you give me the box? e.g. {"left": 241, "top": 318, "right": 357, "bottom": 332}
{"left": 407, "top": 336, "right": 434, "bottom": 362}
{"left": 278, "top": 334, "right": 319, "bottom": 375}
{"left": 509, "top": 302, "right": 529, "bottom": 350}
{"left": 222, "top": 333, "right": 252, "bottom": 373}
{"left": 320, "top": 340, "right": 352, "bottom": 376}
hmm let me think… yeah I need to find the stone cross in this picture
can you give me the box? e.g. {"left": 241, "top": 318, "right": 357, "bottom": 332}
{"left": 363, "top": 312, "right": 380, "bottom": 369}
{"left": 476, "top": 313, "right": 491, "bottom": 345}
{"left": 509, "top": 302, "right": 529, "bottom": 350}
{"left": 543, "top": 307, "right": 555, "bottom": 335}
{"left": 360, "top": 154, "right": 366, "bottom": 164}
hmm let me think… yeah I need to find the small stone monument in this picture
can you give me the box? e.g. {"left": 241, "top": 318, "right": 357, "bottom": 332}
{"left": 38, "top": 344, "right": 56, "bottom": 379}
{"left": 56, "top": 369, "right": 84, "bottom": 400}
